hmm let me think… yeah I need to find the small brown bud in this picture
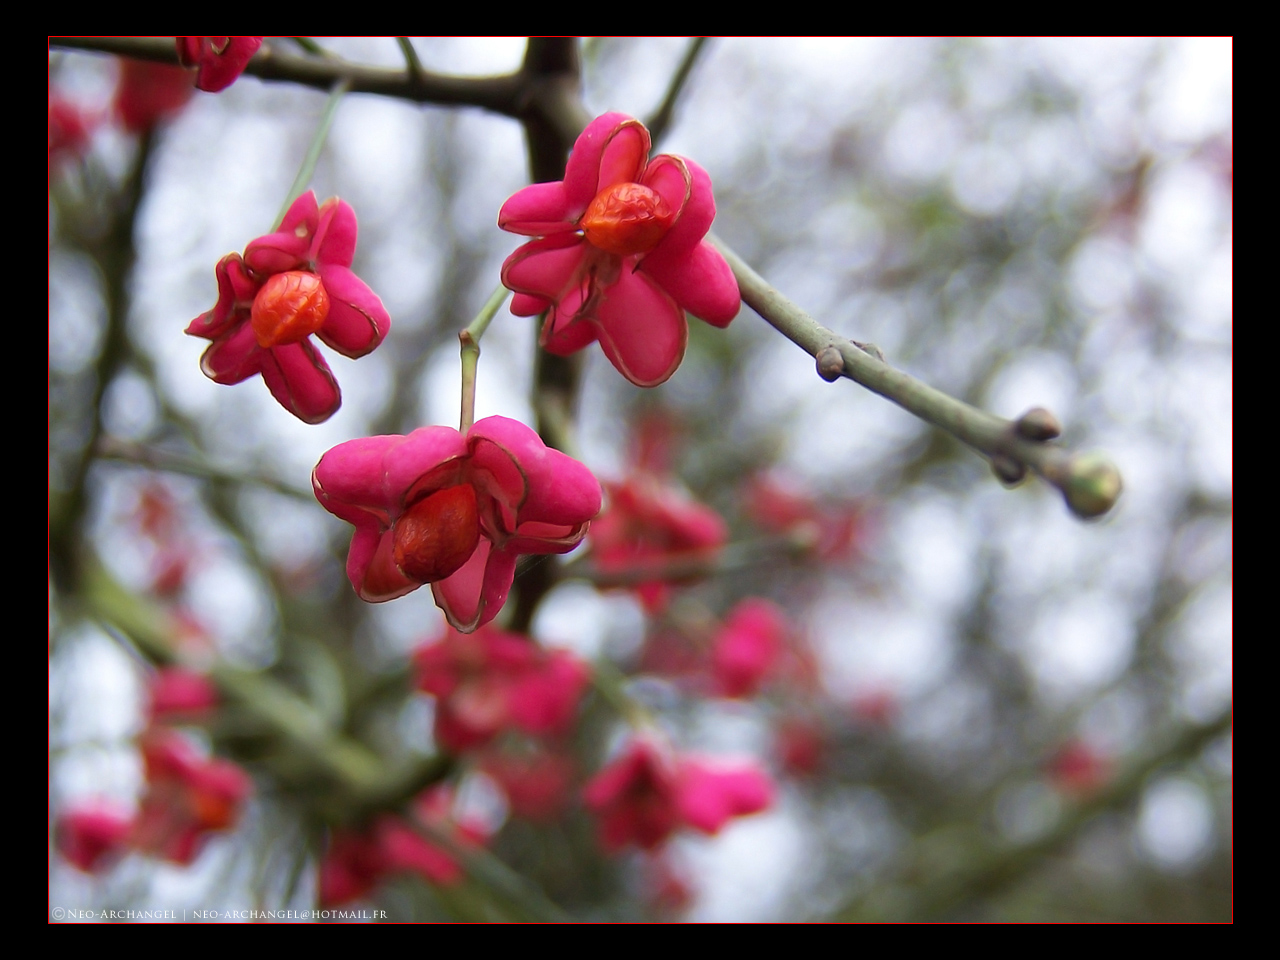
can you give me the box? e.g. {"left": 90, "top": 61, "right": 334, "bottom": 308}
{"left": 1015, "top": 407, "right": 1062, "bottom": 441}
{"left": 816, "top": 346, "right": 845, "bottom": 382}
{"left": 990, "top": 454, "right": 1027, "bottom": 485}
{"left": 1062, "top": 453, "right": 1123, "bottom": 519}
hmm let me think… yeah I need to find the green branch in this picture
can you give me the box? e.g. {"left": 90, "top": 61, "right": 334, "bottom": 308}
{"left": 712, "top": 236, "right": 1123, "bottom": 519}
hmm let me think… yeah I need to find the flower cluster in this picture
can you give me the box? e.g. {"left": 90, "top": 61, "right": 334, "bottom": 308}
{"left": 187, "top": 191, "right": 390, "bottom": 423}
{"left": 57, "top": 730, "right": 251, "bottom": 873}
{"left": 499, "top": 112, "right": 740, "bottom": 386}
{"left": 415, "top": 625, "right": 590, "bottom": 752}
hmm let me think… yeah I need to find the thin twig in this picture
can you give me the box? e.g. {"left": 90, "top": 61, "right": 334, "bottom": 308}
{"left": 712, "top": 235, "right": 1123, "bottom": 519}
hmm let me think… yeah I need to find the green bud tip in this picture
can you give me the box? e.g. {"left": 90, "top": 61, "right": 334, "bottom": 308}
{"left": 1062, "top": 453, "right": 1123, "bottom": 519}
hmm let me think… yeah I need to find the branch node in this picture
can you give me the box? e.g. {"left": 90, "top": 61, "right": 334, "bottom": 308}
{"left": 1015, "top": 406, "right": 1062, "bottom": 442}
{"left": 990, "top": 454, "right": 1027, "bottom": 486}
{"left": 816, "top": 345, "right": 845, "bottom": 382}
{"left": 854, "top": 339, "right": 885, "bottom": 362}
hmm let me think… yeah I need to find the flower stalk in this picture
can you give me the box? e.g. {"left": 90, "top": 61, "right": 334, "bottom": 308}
{"left": 274, "top": 77, "right": 351, "bottom": 230}
{"left": 458, "top": 284, "right": 509, "bottom": 434}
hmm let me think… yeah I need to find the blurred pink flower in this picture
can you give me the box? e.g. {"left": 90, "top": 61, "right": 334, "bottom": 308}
{"left": 176, "top": 37, "right": 262, "bottom": 92}
{"left": 415, "top": 625, "right": 590, "bottom": 751}
{"left": 56, "top": 804, "right": 133, "bottom": 873}
{"left": 186, "top": 191, "right": 390, "bottom": 423}
{"left": 113, "top": 59, "right": 193, "bottom": 133}
{"left": 499, "top": 112, "right": 739, "bottom": 387}
{"left": 583, "top": 738, "right": 772, "bottom": 852}
{"left": 314, "top": 416, "right": 601, "bottom": 631}
{"left": 133, "top": 731, "right": 251, "bottom": 865}
{"left": 711, "top": 598, "right": 787, "bottom": 698}
{"left": 148, "top": 668, "right": 219, "bottom": 722}
{"left": 483, "top": 748, "right": 576, "bottom": 822}
{"left": 590, "top": 475, "right": 726, "bottom": 613}
{"left": 743, "top": 472, "right": 864, "bottom": 561}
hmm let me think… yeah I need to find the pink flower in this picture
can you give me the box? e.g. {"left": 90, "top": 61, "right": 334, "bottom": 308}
{"left": 186, "top": 191, "right": 390, "bottom": 423}
{"left": 483, "top": 748, "right": 576, "bottom": 822}
{"left": 415, "top": 625, "right": 590, "bottom": 751}
{"left": 56, "top": 804, "right": 133, "bottom": 873}
{"left": 113, "top": 59, "right": 193, "bottom": 133}
{"left": 313, "top": 416, "right": 602, "bottom": 631}
{"left": 176, "top": 37, "right": 262, "bottom": 92}
{"left": 148, "top": 668, "right": 219, "bottom": 722}
{"left": 133, "top": 730, "right": 251, "bottom": 865}
{"left": 499, "top": 112, "right": 740, "bottom": 387}
{"left": 590, "top": 475, "right": 727, "bottom": 612}
{"left": 583, "top": 738, "right": 773, "bottom": 852}
{"left": 711, "top": 598, "right": 787, "bottom": 699}
{"left": 744, "top": 472, "right": 864, "bottom": 561}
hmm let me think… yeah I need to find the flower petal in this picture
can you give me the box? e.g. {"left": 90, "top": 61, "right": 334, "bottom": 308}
{"left": 540, "top": 307, "right": 599, "bottom": 356}
{"left": 257, "top": 339, "right": 342, "bottom": 424}
{"left": 644, "top": 156, "right": 715, "bottom": 257}
{"left": 315, "top": 264, "right": 390, "bottom": 358}
{"left": 501, "top": 234, "right": 588, "bottom": 303}
{"left": 592, "top": 268, "right": 688, "bottom": 387}
{"left": 313, "top": 197, "right": 358, "bottom": 269}
{"left": 353, "top": 527, "right": 419, "bottom": 603}
{"left": 381, "top": 427, "right": 468, "bottom": 509}
{"left": 186, "top": 254, "right": 257, "bottom": 340}
{"left": 498, "top": 181, "right": 582, "bottom": 236}
{"left": 562, "top": 113, "right": 649, "bottom": 209}
{"left": 198, "top": 322, "right": 263, "bottom": 384}
{"left": 431, "top": 539, "right": 519, "bottom": 632}
{"left": 312, "top": 434, "right": 405, "bottom": 517}
{"left": 245, "top": 192, "right": 317, "bottom": 274}
{"left": 643, "top": 241, "right": 740, "bottom": 328}
{"left": 469, "top": 416, "right": 603, "bottom": 531}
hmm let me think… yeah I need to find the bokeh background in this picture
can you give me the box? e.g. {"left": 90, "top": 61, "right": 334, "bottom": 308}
{"left": 50, "top": 38, "right": 1231, "bottom": 921}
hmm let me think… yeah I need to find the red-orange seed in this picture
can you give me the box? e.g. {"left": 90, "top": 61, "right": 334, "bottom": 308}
{"left": 581, "top": 182, "right": 675, "bottom": 257}
{"left": 250, "top": 271, "right": 330, "bottom": 348}
{"left": 392, "top": 485, "right": 481, "bottom": 583}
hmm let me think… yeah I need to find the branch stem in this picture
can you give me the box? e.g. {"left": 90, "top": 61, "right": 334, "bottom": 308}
{"left": 712, "top": 235, "right": 1122, "bottom": 519}
{"left": 274, "top": 78, "right": 351, "bottom": 229}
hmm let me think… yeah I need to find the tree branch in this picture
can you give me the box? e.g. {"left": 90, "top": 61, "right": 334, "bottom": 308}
{"left": 712, "top": 236, "right": 1124, "bottom": 520}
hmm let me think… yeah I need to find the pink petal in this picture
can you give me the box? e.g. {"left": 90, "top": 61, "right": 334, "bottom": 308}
{"left": 498, "top": 181, "right": 582, "bottom": 236}
{"left": 352, "top": 526, "right": 418, "bottom": 602}
{"left": 431, "top": 539, "right": 518, "bottom": 633}
{"left": 258, "top": 339, "right": 342, "bottom": 424}
{"left": 676, "top": 762, "right": 773, "bottom": 834}
{"left": 640, "top": 155, "right": 693, "bottom": 234}
{"left": 465, "top": 431, "right": 528, "bottom": 537}
{"left": 245, "top": 192, "right": 318, "bottom": 274}
{"left": 315, "top": 264, "right": 390, "bottom": 358}
{"left": 468, "top": 416, "right": 602, "bottom": 530}
{"left": 312, "top": 433, "right": 404, "bottom": 516}
{"left": 187, "top": 254, "right": 257, "bottom": 340}
{"left": 562, "top": 113, "right": 649, "bottom": 209}
{"left": 643, "top": 241, "right": 740, "bottom": 328}
{"left": 190, "top": 37, "right": 262, "bottom": 93}
{"left": 644, "top": 157, "right": 715, "bottom": 257}
{"left": 313, "top": 197, "right": 358, "bottom": 269}
{"left": 198, "top": 322, "right": 263, "bottom": 384}
{"left": 501, "top": 234, "right": 588, "bottom": 302}
{"left": 592, "top": 268, "right": 688, "bottom": 387}
{"left": 381, "top": 427, "right": 468, "bottom": 509}
{"left": 511, "top": 292, "right": 552, "bottom": 317}
{"left": 540, "top": 310, "right": 599, "bottom": 356}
